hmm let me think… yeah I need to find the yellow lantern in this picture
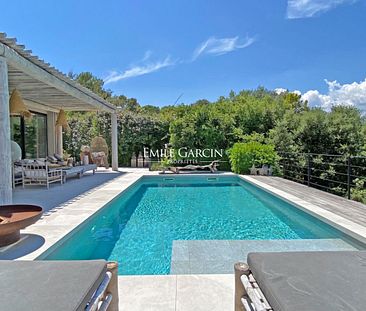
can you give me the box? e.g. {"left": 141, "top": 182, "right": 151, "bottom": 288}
{"left": 56, "top": 109, "right": 70, "bottom": 131}
{"left": 9, "top": 89, "right": 32, "bottom": 118}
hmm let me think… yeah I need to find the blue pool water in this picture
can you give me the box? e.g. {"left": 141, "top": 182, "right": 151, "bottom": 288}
{"left": 41, "top": 176, "right": 364, "bottom": 274}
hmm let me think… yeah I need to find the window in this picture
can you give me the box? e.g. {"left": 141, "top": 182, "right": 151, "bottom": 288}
{"left": 10, "top": 112, "right": 48, "bottom": 159}
{"left": 10, "top": 116, "right": 23, "bottom": 151}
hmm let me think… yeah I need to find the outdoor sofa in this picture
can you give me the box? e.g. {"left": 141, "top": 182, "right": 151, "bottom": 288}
{"left": 0, "top": 260, "right": 119, "bottom": 311}
{"left": 235, "top": 251, "right": 366, "bottom": 311}
{"left": 21, "top": 161, "right": 63, "bottom": 189}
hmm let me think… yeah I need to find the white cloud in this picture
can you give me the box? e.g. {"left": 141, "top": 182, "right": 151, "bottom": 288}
{"left": 141, "top": 50, "right": 152, "bottom": 62}
{"left": 275, "top": 88, "right": 302, "bottom": 96}
{"left": 104, "top": 36, "right": 255, "bottom": 83}
{"left": 287, "top": 0, "right": 356, "bottom": 19}
{"left": 192, "top": 35, "right": 255, "bottom": 61}
{"left": 274, "top": 88, "right": 288, "bottom": 95}
{"left": 104, "top": 52, "right": 176, "bottom": 84}
{"left": 301, "top": 79, "right": 366, "bottom": 111}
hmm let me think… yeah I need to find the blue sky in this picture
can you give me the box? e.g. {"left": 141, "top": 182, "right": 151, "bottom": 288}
{"left": 2, "top": 0, "right": 366, "bottom": 108}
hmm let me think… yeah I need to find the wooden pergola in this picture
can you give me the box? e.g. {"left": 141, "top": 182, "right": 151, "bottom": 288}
{"left": 0, "top": 33, "right": 119, "bottom": 204}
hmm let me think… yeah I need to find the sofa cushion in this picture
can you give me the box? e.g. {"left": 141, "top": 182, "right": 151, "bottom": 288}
{"left": 14, "top": 166, "right": 23, "bottom": 174}
{"left": 0, "top": 260, "right": 107, "bottom": 311}
{"left": 47, "top": 155, "right": 58, "bottom": 163}
{"left": 54, "top": 153, "right": 63, "bottom": 161}
{"left": 35, "top": 159, "right": 46, "bottom": 166}
{"left": 24, "top": 169, "right": 47, "bottom": 179}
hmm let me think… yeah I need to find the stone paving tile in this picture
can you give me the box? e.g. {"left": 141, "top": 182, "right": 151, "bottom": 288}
{"left": 188, "top": 240, "right": 233, "bottom": 261}
{"left": 175, "top": 274, "right": 234, "bottom": 311}
{"left": 171, "top": 240, "right": 189, "bottom": 262}
{"left": 189, "top": 260, "right": 235, "bottom": 274}
{"left": 117, "top": 274, "right": 234, "bottom": 311}
{"left": 170, "top": 261, "right": 191, "bottom": 274}
{"left": 118, "top": 275, "right": 177, "bottom": 311}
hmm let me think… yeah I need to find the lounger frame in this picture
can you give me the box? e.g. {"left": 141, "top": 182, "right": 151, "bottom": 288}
{"left": 234, "top": 262, "right": 273, "bottom": 311}
{"left": 86, "top": 261, "right": 119, "bottom": 311}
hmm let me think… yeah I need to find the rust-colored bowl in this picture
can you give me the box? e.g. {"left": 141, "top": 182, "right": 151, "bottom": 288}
{"left": 0, "top": 204, "right": 43, "bottom": 247}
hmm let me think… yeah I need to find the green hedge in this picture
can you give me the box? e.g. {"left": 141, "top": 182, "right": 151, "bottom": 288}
{"left": 229, "top": 142, "right": 278, "bottom": 174}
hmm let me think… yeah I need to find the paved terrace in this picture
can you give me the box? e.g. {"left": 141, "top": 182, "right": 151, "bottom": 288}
{"left": 1, "top": 171, "right": 366, "bottom": 310}
{"left": 12, "top": 168, "right": 125, "bottom": 213}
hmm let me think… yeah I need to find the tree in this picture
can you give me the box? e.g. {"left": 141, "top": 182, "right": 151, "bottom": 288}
{"left": 327, "top": 106, "right": 364, "bottom": 155}
{"left": 62, "top": 72, "right": 366, "bottom": 175}
{"left": 74, "top": 72, "right": 112, "bottom": 100}
{"left": 118, "top": 111, "right": 168, "bottom": 166}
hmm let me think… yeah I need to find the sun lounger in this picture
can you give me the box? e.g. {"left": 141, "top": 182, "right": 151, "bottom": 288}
{"left": 165, "top": 160, "right": 220, "bottom": 174}
{"left": 0, "top": 260, "right": 119, "bottom": 311}
{"left": 62, "top": 164, "right": 97, "bottom": 182}
{"left": 235, "top": 251, "right": 366, "bottom": 311}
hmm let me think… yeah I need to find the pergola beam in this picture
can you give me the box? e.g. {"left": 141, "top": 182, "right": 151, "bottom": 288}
{"left": 0, "top": 41, "right": 115, "bottom": 113}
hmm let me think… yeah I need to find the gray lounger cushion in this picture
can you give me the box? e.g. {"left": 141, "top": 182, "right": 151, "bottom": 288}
{"left": 0, "top": 260, "right": 107, "bottom": 311}
{"left": 248, "top": 251, "right": 366, "bottom": 311}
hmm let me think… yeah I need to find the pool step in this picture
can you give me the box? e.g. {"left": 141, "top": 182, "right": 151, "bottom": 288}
{"left": 170, "top": 239, "right": 357, "bottom": 274}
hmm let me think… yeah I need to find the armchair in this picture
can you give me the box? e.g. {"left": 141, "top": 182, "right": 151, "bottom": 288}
{"left": 22, "top": 161, "right": 63, "bottom": 189}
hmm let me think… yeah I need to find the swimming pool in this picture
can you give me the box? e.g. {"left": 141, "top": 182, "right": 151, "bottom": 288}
{"left": 40, "top": 175, "right": 365, "bottom": 275}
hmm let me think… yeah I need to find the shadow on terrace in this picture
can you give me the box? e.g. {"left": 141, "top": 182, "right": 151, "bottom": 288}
{"left": 12, "top": 168, "right": 124, "bottom": 214}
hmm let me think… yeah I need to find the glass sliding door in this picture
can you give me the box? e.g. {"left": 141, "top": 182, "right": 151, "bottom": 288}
{"left": 10, "top": 116, "right": 23, "bottom": 153}
{"left": 10, "top": 111, "right": 48, "bottom": 159}
{"left": 24, "top": 113, "right": 47, "bottom": 158}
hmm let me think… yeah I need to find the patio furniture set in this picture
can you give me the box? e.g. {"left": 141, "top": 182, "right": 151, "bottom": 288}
{"left": 12, "top": 159, "right": 98, "bottom": 189}
{"left": 12, "top": 137, "right": 110, "bottom": 189}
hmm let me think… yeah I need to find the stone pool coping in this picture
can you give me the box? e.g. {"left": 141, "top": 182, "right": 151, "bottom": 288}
{"left": 241, "top": 175, "right": 366, "bottom": 245}
{"left": 5, "top": 172, "right": 366, "bottom": 261}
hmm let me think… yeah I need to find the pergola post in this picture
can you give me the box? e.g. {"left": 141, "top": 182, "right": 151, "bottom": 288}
{"left": 47, "top": 112, "right": 57, "bottom": 155}
{"left": 111, "top": 112, "right": 118, "bottom": 171}
{"left": 56, "top": 125, "right": 63, "bottom": 157}
{"left": 0, "top": 56, "right": 12, "bottom": 204}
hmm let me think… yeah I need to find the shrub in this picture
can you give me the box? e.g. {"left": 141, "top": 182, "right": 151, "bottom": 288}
{"left": 351, "top": 178, "right": 366, "bottom": 204}
{"left": 228, "top": 142, "right": 278, "bottom": 174}
{"left": 150, "top": 162, "right": 164, "bottom": 171}
{"left": 149, "top": 158, "right": 172, "bottom": 171}
{"left": 351, "top": 189, "right": 366, "bottom": 204}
